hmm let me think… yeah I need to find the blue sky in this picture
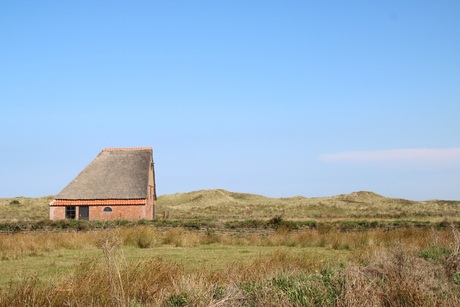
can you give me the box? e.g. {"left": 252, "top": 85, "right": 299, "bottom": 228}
{"left": 1, "top": 1, "right": 459, "bottom": 200}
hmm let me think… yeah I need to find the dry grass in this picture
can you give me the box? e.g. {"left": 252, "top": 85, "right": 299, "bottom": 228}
{"left": 1, "top": 226, "right": 460, "bottom": 306}
{"left": 0, "top": 231, "right": 97, "bottom": 260}
{"left": 1, "top": 189, "right": 459, "bottom": 305}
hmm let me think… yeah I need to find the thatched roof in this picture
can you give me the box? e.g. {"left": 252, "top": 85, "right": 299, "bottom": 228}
{"left": 55, "top": 148, "right": 153, "bottom": 200}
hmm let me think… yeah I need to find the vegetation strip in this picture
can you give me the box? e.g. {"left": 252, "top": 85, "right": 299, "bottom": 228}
{"left": 1, "top": 218, "right": 459, "bottom": 234}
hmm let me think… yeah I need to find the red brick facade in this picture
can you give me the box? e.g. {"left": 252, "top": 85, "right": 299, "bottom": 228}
{"left": 49, "top": 203, "right": 154, "bottom": 221}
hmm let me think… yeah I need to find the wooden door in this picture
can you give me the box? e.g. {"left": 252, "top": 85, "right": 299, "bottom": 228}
{"left": 79, "top": 206, "right": 89, "bottom": 220}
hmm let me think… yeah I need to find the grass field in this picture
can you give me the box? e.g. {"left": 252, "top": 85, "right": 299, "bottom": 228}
{"left": 1, "top": 189, "right": 460, "bottom": 306}
{"left": 1, "top": 226, "right": 460, "bottom": 306}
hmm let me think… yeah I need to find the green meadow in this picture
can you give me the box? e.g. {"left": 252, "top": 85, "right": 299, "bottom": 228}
{"left": 1, "top": 189, "right": 460, "bottom": 306}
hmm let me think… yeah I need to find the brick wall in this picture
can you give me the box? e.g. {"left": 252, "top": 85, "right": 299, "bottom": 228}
{"left": 89, "top": 205, "right": 146, "bottom": 220}
{"left": 49, "top": 204, "right": 149, "bottom": 221}
{"left": 49, "top": 206, "right": 65, "bottom": 220}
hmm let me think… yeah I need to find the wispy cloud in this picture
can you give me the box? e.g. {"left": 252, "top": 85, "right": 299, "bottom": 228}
{"left": 319, "top": 148, "right": 460, "bottom": 166}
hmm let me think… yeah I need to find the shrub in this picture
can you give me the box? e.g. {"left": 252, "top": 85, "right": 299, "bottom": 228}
{"left": 269, "top": 215, "right": 284, "bottom": 228}
{"left": 164, "top": 293, "right": 188, "bottom": 307}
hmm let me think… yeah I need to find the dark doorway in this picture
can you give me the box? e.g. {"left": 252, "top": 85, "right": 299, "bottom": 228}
{"left": 79, "top": 206, "right": 89, "bottom": 220}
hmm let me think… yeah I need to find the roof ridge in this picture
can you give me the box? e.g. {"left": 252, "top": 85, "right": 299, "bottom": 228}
{"left": 103, "top": 147, "right": 152, "bottom": 151}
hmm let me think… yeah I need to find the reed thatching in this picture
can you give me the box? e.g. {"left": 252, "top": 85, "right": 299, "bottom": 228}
{"left": 55, "top": 148, "right": 153, "bottom": 200}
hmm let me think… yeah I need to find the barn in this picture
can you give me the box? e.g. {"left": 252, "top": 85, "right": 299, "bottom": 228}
{"left": 49, "top": 147, "right": 156, "bottom": 221}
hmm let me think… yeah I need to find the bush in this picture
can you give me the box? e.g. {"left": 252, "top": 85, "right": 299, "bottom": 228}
{"left": 269, "top": 215, "right": 284, "bottom": 228}
{"left": 165, "top": 294, "right": 188, "bottom": 307}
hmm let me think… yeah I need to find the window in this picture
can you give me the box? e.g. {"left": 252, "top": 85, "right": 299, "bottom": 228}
{"left": 65, "top": 206, "right": 76, "bottom": 219}
{"left": 103, "top": 207, "right": 113, "bottom": 212}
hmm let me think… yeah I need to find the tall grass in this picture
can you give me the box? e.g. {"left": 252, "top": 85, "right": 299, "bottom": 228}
{"left": 0, "top": 231, "right": 96, "bottom": 260}
{"left": 1, "top": 226, "right": 460, "bottom": 306}
{"left": 0, "top": 226, "right": 454, "bottom": 259}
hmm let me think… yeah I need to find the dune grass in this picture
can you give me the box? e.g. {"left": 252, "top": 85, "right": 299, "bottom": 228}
{"left": 157, "top": 189, "right": 460, "bottom": 220}
{"left": 0, "top": 189, "right": 460, "bottom": 221}
{"left": 0, "top": 196, "right": 52, "bottom": 221}
{"left": 2, "top": 189, "right": 460, "bottom": 222}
